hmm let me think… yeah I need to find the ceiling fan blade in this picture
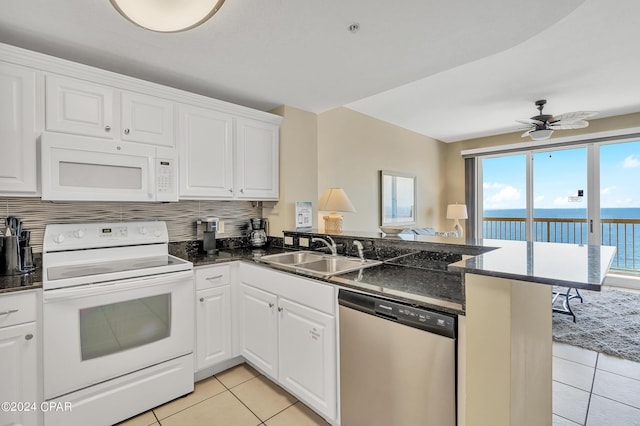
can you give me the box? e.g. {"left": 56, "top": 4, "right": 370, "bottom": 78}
{"left": 516, "top": 118, "right": 543, "bottom": 126}
{"left": 550, "top": 111, "right": 599, "bottom": 122}
{"left": 521, "top": 129, "right": 532, "bottom": 137}
{"left": 548, "top": 120, "right": 589, "bottom": 130}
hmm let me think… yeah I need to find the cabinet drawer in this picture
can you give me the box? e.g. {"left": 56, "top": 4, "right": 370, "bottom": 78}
{"left": 0, "top": 290, "right": 37, "bottom": 328}
{"left": 239, "top": 263, "right": 335, "bottom": 315}
{"left": 195, "top": 264, "right": 231, "bottom": 290}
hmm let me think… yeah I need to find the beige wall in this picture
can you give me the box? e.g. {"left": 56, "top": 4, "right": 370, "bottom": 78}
{"left": 442, "top": 112, "right": 640, "bottom": 226}
{"left": 265, "top": 105, "right": 319, "bottom": 236}
{"left": 317, "top": 107, "right": 446, "bottom": 233}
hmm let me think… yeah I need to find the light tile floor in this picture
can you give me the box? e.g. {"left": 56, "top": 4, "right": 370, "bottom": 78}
{"left": 553, "top": 342, "right": 640, "bottom": 426}
{"left": 117, "top": 363, "right": 329, "bottom": 426}
{"left": 117, "top": 344, "right": 640, "bottom": 426}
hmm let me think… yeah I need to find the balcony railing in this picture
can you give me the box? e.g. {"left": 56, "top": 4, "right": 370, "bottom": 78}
{"left": 482, "top": 217, "right": 640, "bottom": 274}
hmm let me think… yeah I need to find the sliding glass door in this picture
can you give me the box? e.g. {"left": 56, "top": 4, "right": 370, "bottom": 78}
{"left": 532, "top": 147, "right": 588, "bottom": 244}
{"left": 481, "top": 154, "right": 527, "bottom": 241}
{"left": 478, "top": 139, "right": 640, "bottom": 276}
{"left": 599, "top": 140, "right": 640, "bottom": 273}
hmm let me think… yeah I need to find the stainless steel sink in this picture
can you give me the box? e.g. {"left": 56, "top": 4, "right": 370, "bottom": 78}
{"left": 258, "top": 251, "right": 382, "bottom": 276}
{"left": 258, "top": 251, "right": 325, "bottom": 265}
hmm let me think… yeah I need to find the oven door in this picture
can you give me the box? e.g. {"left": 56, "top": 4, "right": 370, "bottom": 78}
{"left": 43, "top": 270, "right": 194, "bottom": 399}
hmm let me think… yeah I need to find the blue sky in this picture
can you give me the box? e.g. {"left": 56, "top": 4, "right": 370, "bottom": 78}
{"left": 482, "top": 140, "right": 640, "bottom": 210}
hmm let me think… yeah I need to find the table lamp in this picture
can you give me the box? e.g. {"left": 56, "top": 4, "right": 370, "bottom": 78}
{"left": 446, "top": 204, "right": 468, "bottom": 237}
{"left": 318, "top": 188, "right": 356, "bottom": 233}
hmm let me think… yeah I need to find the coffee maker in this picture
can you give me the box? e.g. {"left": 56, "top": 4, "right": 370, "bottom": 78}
{"left": 198, "top": 217, "right": 219, "bottom": 255}
{"left": 1, "top": 216, "right": 35, "bottom": 276}
{"left": 249, "top": 218, "right": 268, "bottom": 248}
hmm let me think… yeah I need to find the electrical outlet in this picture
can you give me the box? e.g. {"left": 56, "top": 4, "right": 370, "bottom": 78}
{"left": 284, "top": 236, "right": 294, "bottom": 246}
{"left": 218, "top": 221, "right": 225, "bottom": 234}
{"left": 299, "top": 237, "right": 309, "bottom": 247}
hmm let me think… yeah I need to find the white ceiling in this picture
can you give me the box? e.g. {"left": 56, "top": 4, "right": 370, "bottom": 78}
{"left": 1, "top": 0, "right": 639, "bottom": 143}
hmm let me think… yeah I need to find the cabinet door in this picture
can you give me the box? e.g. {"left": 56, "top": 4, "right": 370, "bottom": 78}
{"left": 45, "top": 74, "right": 114, "bottom": 138}
{"left": 196, "top": 286, "right": 231, "bottom": 371}
{"left": 121, "top": 91, "right": 174, "bottom": 147}
{"left": 0, "top": 62, "right": 37, "bottom": 194}
{"left": 0, "top": 322, "right": 38, "bottom": 426}
{"left": 235, "top": 118, "right": 279, "bottom": 200}
{"left": 278, "top": 297, "right": 336, "bottom": 420}
{"left": 178, "top": 104, "right": 234, "bottom": 198}
{"left": 238, "top": 283, "right": 278, "bottom": 379}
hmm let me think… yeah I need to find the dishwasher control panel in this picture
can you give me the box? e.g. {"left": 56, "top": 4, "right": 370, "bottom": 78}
{"left": 338, "top": 289, "right": 456, "bottom": 339}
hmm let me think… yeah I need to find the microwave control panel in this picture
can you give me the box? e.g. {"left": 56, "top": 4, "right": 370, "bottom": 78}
{"left": 156, "top": 157, "right": 177, "bottom": 201}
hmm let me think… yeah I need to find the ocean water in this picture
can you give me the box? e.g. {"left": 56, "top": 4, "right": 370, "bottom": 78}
{"left": 484, "top": 207, "right": 640, "bottom": 219}
{"left": 482, "top": 208, "right": 640, "bottom": 272}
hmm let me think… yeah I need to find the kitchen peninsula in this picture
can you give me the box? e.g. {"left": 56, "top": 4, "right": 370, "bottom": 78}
{"left": 281, "top": 229, "right": 616, "bottom": 426}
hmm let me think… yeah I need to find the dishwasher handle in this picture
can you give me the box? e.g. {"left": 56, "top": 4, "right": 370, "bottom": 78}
{"left": 338, "top": 289, "right": 456, "bottom": 339}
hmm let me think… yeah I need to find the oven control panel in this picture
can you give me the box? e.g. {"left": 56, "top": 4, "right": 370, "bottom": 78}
{"left": 44, "top": 221, "right": 168, "bottom": 251}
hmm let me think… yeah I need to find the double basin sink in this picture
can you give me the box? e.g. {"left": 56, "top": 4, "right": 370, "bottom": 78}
{"left": 258, "top": 251, "right": 382, "bottom": 277}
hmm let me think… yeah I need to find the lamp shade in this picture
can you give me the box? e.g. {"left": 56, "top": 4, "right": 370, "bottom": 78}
{"left": 318, "top": 188, "right": 356, "bottom": 213}
{"left": 110, "top": 0, "right": 225, "bottom": 32}
{"left": 446, "top": 204, "right": 468, "bottom": 220}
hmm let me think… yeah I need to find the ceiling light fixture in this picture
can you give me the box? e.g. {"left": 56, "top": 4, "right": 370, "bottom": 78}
{"left": 110, "top": 0, "right": 226, "bottom": 33}
{"left": 528, "top": 129, "right": 554, "bottom": 141}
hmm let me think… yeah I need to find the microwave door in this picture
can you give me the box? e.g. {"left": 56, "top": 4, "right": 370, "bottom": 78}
{"left": 41, "top": 134, "right": 157, "bottom": 202}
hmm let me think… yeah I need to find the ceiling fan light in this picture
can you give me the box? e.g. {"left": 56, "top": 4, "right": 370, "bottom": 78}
{"left": 110, "top": 0, "right": 225, "bottom": 32}
{"left": 529, "top": 129, "right": 554, "bottom": 141}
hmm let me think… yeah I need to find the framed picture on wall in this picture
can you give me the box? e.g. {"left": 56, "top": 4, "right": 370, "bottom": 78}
{"left": 379, "top": 170, "right": 417, "bottom": 226}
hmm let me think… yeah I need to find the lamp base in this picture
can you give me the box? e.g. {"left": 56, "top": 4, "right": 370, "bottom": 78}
{"left": 323, "top": 213, "right": 344, "bottom": 233}
{"left": 452, "top": 219, "right": 463, "bottom": 238}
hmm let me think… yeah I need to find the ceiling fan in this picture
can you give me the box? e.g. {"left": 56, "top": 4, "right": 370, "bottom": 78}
{"left": 516, "top": 100, "right": 598, "bottom": 141}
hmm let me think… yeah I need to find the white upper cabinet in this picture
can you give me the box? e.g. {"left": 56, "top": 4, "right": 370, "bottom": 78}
{"left": 45, "top": 74, "right": 115, "bottom": 139}
{"left": 235, "top": 118, "right": 279, "bottom": 200}
{"left": 178, "top": 104, "right": 234, "bottom": 198}
{"left": 46, "top": 74, "right": 174, "bottom": 147}
{"left": 121, "top": 91, "right": 174, "bottom": 147}
{"left": 178, "top": 108, "right": 280, "bottom": 201}
{"left": 0, "top": 62, "right": 38, "bottom": 194}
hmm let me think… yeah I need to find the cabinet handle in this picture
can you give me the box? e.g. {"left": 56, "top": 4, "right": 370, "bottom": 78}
{"left": 105, "top": 125, "right": 111, "bottom": 132}
{"left": 0, "top": 309, "right": 18, "bottom": 316}
{"left": 124, "top": 128, "right": 130, "bottom": 135}
{"left": 205, "top": 275, "right": 223, "bottom": 281}
{"left": 278, "top": 307, "right": 283, "bottom": 312}
{"left": 25, "top": 333, "right": 33, "bottom": 341}
{"left": 229, "top": 188, "right": 233, "bottom": 193}
{"left": 268, "top": 302, "right": 274, "bottom": 308}
{"left": 199, "top": 297, "right": 205, "bottom": 302}
{"left": 240, "top": 188, "right": 244, "bottom": 193}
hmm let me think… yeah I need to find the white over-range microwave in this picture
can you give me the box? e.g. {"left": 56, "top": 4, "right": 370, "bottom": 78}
{"left": 41, "top": 132, "right": 178, "bottom": 202}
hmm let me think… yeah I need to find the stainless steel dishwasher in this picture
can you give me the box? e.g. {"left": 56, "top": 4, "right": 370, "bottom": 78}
{"left": 338, "top": 289, "right": 457, "bottom": 426}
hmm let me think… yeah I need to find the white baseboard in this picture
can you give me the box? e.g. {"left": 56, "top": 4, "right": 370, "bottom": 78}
{"left": 604, "top": 273, "right": 640, "bottom": 291}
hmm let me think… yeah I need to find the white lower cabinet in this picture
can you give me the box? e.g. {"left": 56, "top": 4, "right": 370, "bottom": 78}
{"left": 278, "top": 297, "right": 336, "bottom": 419}
{"left": 238, "top": 263, "right": 337, "bottom": 423}
{"left": 0, "top": 291, "right": 39, "bottom": 426}
{"left": 195, "top": 265, "right": 232, "bottom": 372}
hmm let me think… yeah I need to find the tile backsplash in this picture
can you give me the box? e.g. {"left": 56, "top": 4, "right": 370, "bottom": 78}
{"left": 1, "top": 197, "right": 262, "bottom": 253}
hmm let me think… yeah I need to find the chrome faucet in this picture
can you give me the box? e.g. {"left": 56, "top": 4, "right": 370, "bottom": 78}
{"left": 353, "top": 240, "right": 365, "bottom": 262}
{"left": 312, "top": 236, "right": 337, "bottom": 256}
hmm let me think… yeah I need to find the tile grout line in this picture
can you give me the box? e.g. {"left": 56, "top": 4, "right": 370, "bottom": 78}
{"left": 583, "top": 352, "right": 600, "bottom": 425}
{"left": 226, "top": 386, "right": 265, "bottom": 425}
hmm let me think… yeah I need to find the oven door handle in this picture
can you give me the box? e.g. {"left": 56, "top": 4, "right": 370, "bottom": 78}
{"left": 43, "top": 270, "right": 193, "bottom": 301}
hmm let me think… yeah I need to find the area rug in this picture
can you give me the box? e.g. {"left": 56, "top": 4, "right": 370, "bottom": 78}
{"left": 552, "top": 287, "right": 640, "bottom": 363}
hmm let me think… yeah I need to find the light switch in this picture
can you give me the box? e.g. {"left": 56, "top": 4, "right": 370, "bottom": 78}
{"left": 299, "top": 237, "right": 309, "bottom": 247}
{"left": 284, "top": 236, "right": 293, "bottom": 245}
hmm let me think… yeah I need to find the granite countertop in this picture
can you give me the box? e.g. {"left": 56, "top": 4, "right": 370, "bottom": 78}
{"left": 179, "top": 243, "right": 466, "bottom": 315}
{"left": 448, "top": 239, "right": 617, "bottom": 291}
{"left": 1, "top": 235, "right": 618, "bottom": 315}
